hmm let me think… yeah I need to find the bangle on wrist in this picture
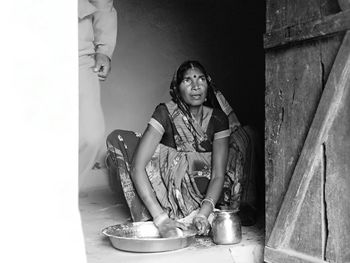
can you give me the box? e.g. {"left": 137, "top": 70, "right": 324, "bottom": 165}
{"left": 153, "top": 212, "right": 168, "bottom": 227}
{"left": 200, "top": 197, "right": 215, "bottom": 211}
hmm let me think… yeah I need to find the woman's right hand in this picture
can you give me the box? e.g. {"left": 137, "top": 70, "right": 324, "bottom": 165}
{"left": 156, "top": 218, "right": 187, "bottom": 238}
{"left": 193, "top": 214, "right": 210, "bottom": 235}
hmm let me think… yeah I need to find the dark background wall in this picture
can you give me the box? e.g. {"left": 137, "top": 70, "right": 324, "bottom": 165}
{"left": 101, "top": 0, "right": 265, "bottom": 144}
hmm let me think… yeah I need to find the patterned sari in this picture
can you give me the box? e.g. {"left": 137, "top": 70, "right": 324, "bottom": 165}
{"left": 106, "top": 97, "right": 255, "bottom": 222}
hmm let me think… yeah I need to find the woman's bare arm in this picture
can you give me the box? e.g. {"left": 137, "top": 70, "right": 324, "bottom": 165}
{"left": 131, "top": 124, "right": 186, "bottom": 236}
{"left": 131, "top": 124, "right": 164, "bottom": 218}
{"left": 193, "top": 136, "right": 228, "bottom": 234}
{"left": 199, "top": 136, "right": 228, "bottom": 217}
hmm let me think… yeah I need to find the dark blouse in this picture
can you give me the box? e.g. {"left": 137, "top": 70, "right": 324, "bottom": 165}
{"left": 149, "top": 103, "right": 229, "bottom": 152}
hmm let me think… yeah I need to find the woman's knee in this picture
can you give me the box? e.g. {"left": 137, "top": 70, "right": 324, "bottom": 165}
{"left": 106, "top": 129, "right": 137, "bottom": 146}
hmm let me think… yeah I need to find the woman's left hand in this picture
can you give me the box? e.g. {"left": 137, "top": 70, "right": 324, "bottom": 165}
{"left": 193, "top": 214, "right": 210, "bottom": 235}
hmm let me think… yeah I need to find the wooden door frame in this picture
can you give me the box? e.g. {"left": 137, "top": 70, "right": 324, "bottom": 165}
{"left": 264, "top": 3, "right": 350, "bottom": 262}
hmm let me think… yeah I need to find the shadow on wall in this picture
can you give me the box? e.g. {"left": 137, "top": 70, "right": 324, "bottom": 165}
{"left": 98, "top": 0, "right": 265, "bottom": 162}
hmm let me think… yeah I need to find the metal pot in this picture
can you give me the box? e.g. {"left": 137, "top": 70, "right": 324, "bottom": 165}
{"left": 211, "top": 210, "right": 242, "bottom": 245}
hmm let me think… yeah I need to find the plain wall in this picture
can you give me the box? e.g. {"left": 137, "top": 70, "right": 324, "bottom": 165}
{"left": 95, "top": 0, "right": 265, "bottom": 168}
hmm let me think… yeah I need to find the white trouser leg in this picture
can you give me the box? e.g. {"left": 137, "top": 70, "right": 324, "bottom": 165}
{"left": 79, "top": 56, "right": 105, "bottom": 190}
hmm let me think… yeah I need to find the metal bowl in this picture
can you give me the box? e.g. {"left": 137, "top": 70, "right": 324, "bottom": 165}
{"left": 102, "top": 222, "right": 197, "bottom": 253}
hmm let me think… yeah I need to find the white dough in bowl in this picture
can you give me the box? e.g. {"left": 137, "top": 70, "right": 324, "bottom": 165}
{"left": 175, "top": 228, "right": 184, "bottom": 237}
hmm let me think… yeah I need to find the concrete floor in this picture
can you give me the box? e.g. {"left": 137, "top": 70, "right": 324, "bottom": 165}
{"left": 79, "top": 186, "right": 264, "bottom": 263}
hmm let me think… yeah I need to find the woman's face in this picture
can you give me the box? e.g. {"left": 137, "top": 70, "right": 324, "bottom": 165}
{"left": 179, "top": 67, "right": 208, "bottom": 107}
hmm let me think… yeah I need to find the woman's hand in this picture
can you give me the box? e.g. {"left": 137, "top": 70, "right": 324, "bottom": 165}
{"left": 157, "top": 218, "right": 187, "bottom": 238}
{"left": 193, "top": 214, "right": 210, "bottom": 235}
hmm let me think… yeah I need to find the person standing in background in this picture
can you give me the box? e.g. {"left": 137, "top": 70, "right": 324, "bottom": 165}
{"left": 78, "top": 0, "right": 117, "bottom": 191}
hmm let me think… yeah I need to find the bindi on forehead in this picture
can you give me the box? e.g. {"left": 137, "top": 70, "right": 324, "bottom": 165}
{"left": 185, "top": 68, "right": 203, "bottom": 78}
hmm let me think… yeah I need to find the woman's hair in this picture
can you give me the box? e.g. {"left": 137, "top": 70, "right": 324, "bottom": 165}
{"left": 170, "top": 60, "right": 220, "bottom": 110}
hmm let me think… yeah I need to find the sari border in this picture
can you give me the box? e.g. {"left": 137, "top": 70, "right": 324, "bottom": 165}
{"left": 149, "top": 118, "right": 165, "bottom": 135}
{"left": 214, "top": 129, "right": 230, "bottom": 140}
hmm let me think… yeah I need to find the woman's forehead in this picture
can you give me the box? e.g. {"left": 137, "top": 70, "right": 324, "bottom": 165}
{"left": 183, "top": 67, "right": 204, "bottom": 77}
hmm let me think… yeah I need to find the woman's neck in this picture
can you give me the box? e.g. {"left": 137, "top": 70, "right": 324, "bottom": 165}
{"left": 189, "top": 105, "right": 204, "bottom": 123}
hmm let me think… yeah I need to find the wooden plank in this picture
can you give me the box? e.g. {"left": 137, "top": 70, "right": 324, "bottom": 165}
{"left": 265, "top": 246, "right": 328, "bottom": 263}
{"left": 319, "top": 34, "right": 345, "bottom": 84}
{"left": 324, "top": 66, "right": 350, "bottom": 262}
{"left": 266, "top": 30, "right": 350, "bottom": 249}
{"left": 321, "top": 144, "right": 327, "bottom": 261}
{"left": 265, "top": 4, "right": 343, "bottom": 241}
{"left": 285, "top": 0, "right": 321, "bottom": 29}
{"left": 288, "top": 160, "right": 323, "bottom": 258}
{"left": 265, "top": 42, "right": 323, "bottom": 240}
{"left": 264, "top": 9, "right": 350, "bottom": 49}
{"left": 266, "top": 0, "right": 287, "bottom": 33}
